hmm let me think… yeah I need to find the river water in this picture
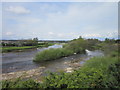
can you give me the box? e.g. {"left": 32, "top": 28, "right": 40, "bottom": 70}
{"left": 2, "top": 45, "right": 104, "bottom": 74}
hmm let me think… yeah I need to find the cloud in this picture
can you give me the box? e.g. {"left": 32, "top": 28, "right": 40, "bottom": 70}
{"left": 82, "top": 31, "right": 118, "bottom": 39}
{"left": 6, "top": 6, "right": 30, "bottom": 14}
{"left": 2, "top": 2, "right": 118, "bottom": 40}
{"left": 83, "top": 34, "right": 102, "bottom": 38}
{"left": 5, "top": 32, "right": 13, "bottom": 36}
{"left": 48, "top": 32, "right": 54, "bottom": 35}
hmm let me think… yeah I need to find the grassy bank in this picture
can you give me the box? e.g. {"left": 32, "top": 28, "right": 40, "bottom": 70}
{"left": 2, "top": 52, "right": 119, "bottom": 88}
{"left": 1, "top": 43, "right": 54, "bottom": 53}
{"left": 1, "top": 46, "right": 37, "bottom": 52}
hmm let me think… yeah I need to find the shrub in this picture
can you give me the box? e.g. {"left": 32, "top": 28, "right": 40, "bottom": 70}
{"left": 2, "top": 79, "right": 40, "bottom": 88}
{"left": 63, "top": 38, "right": 87, "bottom": 54}
{"left": 40, "top": 55, "right": 119, "bottom": 88}
{"left": 34, "top": 38, "right": 91, "bottom": 62}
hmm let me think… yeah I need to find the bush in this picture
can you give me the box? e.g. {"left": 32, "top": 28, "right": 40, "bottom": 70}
{"left": 63, "top": 38, "right": 87, "bottom": 54}
{"left": 40, "top": 55, "right": 119, "bottom": 88}
{"left": 2, "top": 79, "right": 40, "bottom": 88}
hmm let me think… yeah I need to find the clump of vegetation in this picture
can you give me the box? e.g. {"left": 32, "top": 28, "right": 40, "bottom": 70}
{"left": 34, "top": 37, "right": 88, "bottom": 62}
{"left": 2, "top": 79, "right": 40, "bottom": 88}
{"left": 63, "top": 38, "right": 88, "bottom": 54}
{"left": 34, "top": 48, "right": 73, "bottom": 62}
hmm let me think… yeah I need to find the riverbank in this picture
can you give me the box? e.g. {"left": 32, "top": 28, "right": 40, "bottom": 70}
{"left": 1, "top": 43, "right": 54, "bottom": 53}
{"left": 1, "top": 50, "right": 103, "bottom": 81}
{"left": 2, "top": 54, "right": 119, "bottom": 88}
{"left": 1, "top": 55, "right": 86, "bottom": 81}
{"left": 1, "top": 67, "right": 45, "bottom": 82}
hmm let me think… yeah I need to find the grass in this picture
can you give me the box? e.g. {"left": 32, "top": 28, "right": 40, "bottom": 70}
{"left": 34, "top": 38, "right": 87, "bottom": 62}
{"left": 1, "top": 43, "right": 54, "bottom": 53}
{"left": 37, "top": 43, "right": 54, "bottom": 47}
{"left": 1, "top": 46, "right": 37, "bottom": 52}
{"left": 34, "top": 48, "right": 73, "bottom": 62}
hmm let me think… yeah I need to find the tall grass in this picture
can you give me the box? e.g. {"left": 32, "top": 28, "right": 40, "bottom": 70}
{"left": 83, "top": 56, "right": 118, "bottom": 70}
{"left": 34, "top": 38, "right": 87, "bottom": 62}
{"left": 34, "top": 48, "right": 73, "bottom": 62}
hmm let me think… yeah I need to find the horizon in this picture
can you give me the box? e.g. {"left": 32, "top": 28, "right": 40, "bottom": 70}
{"left": 1, "top": 37, "right": 118, "bottom": 41}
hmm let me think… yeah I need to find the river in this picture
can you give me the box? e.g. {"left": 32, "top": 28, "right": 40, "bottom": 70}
{"left": 2, "top": 44, "right": 104, "bottom": 74}
{"left": 2, "top": 44, "right": 62, "bottom": 73}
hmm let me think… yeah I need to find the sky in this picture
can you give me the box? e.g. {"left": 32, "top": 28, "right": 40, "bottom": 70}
{"left": 1, "top": 2, "right": 118, "bottom": 40}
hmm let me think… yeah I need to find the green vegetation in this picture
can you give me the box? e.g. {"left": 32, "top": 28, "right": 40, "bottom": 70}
{"left": 34, "top": 38, "right": 88, "bottom": 62}
{"left": 34, "top": 48, "right": 73, "bottom": 62}
{"left": 2, "top": 37, "right": 119, "bottom": 88}
{"left": 37, "top": 43, "right": 54, "bottom": 48}
{"left": 41, "top": 56, "right": 119, "bottom": 88}
{"left": 1, "top": 46, "right": 37, "bottom": 52}
{"left": 2, "top": 79, "right": 40, "bottom": 88}
{"left": 1, "top": 37, "right": 55, "bottom": 52}
{"left": 63, "top": 38, "right": 88, "bottom": 54}
{"left": 1, "top": 43, "right": 54, "bottom": 53}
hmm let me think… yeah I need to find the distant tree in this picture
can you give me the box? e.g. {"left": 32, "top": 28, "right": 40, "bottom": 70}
{"left": 33, "top": 37, "right": 38, "bottom": 42}
{"left": 1, "top": 42, "right": 5, "bottom": 46}
{"left": 78, "top": 36, "right": 83, "bottom": 39}
{"left": 105, "top": 38, "right": 115, "bottom": 43}
{"left": 115, "top": 39, "right": 120, "bottom": 43}
{"left": 33, "top": 37, "right": 38, "bottom": 45}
